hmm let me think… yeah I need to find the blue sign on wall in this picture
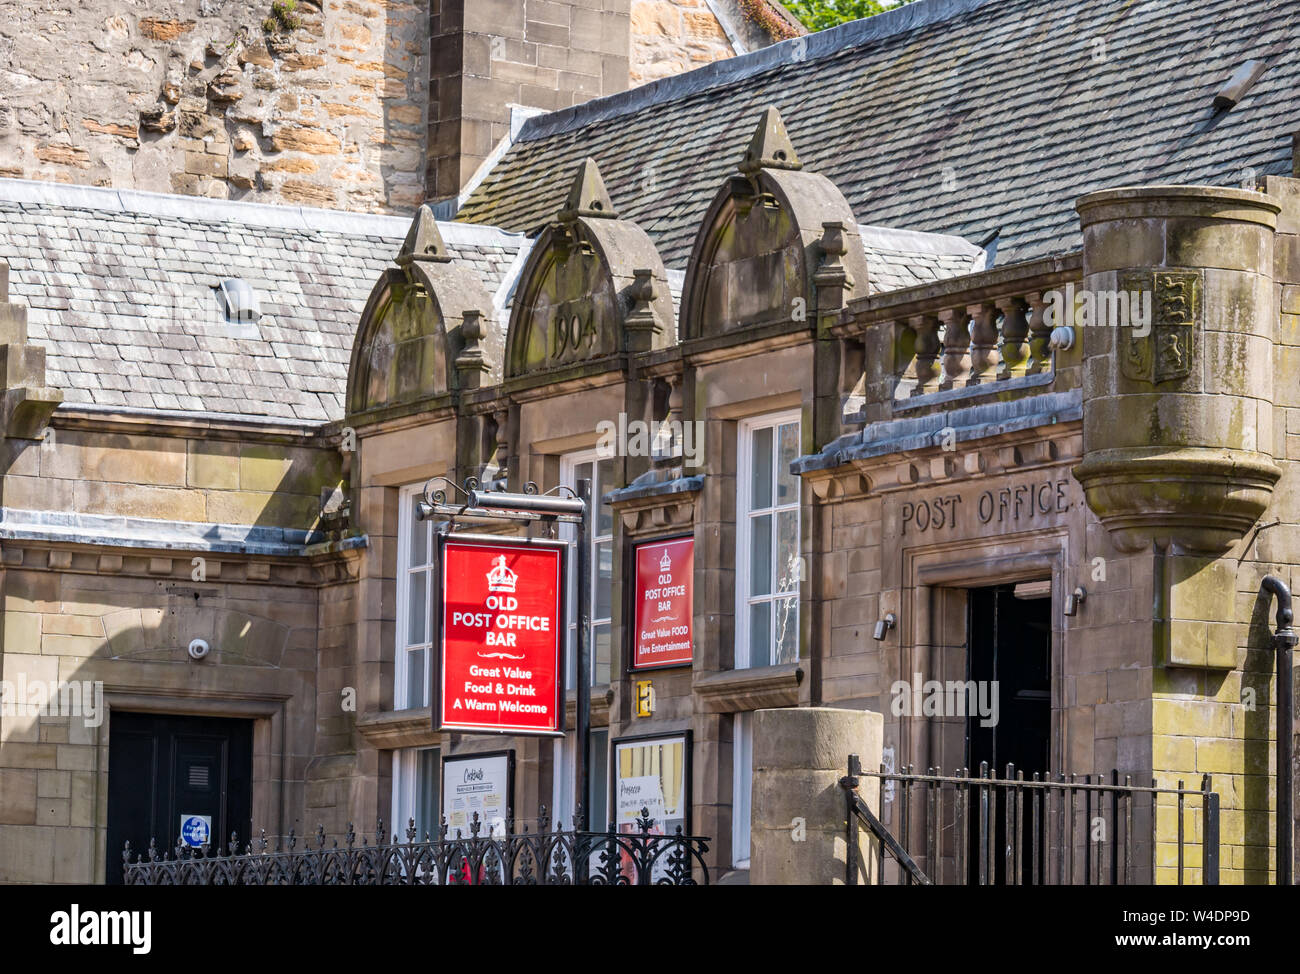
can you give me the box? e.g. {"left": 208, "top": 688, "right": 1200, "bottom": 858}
{"left": 179, "top": 814, "right": 212, "bottom": 848}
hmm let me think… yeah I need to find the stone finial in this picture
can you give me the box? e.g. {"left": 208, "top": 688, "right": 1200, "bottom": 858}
{"left": 624, "top": 268, "right": 660, "bottom": 352}
{"left": 738, "top": 106, "right": 802, "bottom": 176}
{"left": 454, "top": 309, "right": 488, "bottom": 389}
{"left": 559, "top": 158, "right": 617, "bottom": 222}
{"left": 396, "top": 204, "right": 451, "bottom": 265}
{"left": 813, "top": 221, "right": 855, "bottom": 311}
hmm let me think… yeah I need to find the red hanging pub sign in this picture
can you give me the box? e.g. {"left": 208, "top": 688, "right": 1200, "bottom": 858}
{"left": 631, "top": 536, "right": 694, "bottom": 670}
{"left": 437, "top": 535, "right": 565, "bottom": 735}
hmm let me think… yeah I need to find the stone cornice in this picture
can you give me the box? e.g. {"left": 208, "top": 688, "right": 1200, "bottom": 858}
{"left": 694, "top": 662, "right": 803, "bottom": 712}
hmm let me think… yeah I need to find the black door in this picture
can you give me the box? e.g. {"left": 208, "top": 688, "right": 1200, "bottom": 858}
{"left": 966, "top": 583, "right": 1051, "bottom": 882}
{"left": 106, "top": 712, "right": 253, "bottom": 884}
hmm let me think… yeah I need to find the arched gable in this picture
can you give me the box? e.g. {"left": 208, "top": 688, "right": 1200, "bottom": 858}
{"left": 505, "top": 159, "right": 674, "bottom": 379}
{"left": 347, "top": 206, "right": 498, "bottom": 420}
{"left": 680, "top": 107, "right": 869, "bottom": 341}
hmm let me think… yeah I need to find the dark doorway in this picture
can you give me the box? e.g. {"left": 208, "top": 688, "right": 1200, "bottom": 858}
{"left": 106, "top": 711, "right": 253, "bottom": 884}
{"left": 966, "top": 582, "right": 1052, "bottom": 883}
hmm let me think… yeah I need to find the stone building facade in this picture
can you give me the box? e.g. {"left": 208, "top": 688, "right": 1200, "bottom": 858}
{"left": 0, "top": 0, "right": 1298, "bottom": 885}
{"left": 0, "top": 0, "right": 794, "bottom": 212}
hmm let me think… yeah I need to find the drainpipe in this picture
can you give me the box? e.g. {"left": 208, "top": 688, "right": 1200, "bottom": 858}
{"left": 1261, "top": 575, "right": 1295, "bottom": 885}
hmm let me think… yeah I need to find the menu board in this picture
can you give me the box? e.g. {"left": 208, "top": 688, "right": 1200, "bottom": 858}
{"left": 611, "top": 733, "right": 690, "bottom": 836}
{"left": 442, "top": 751, "right": 514, "bottom": 838}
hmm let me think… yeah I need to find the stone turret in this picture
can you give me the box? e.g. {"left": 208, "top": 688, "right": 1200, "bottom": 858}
{"left": 1073, "top": 186, "right": 1282, "bottom": 555}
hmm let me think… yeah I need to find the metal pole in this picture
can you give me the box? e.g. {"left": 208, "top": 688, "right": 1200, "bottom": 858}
{"left": 1262, "top": 574, "right": 1295, "bottom": 885}
{"left": 575, "top": 478, "right": 592, "bottom": 833}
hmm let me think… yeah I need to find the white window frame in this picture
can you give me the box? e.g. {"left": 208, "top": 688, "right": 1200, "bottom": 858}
{"left": 552, "top": 729, "right": 610, "bottom": 832}
{"left": 560, "top": 449, "right": 615, "bottom": 688}
{"left": 732, "top": 712, "right": 753, "bottom": 869}
{"left": 396, "top": 482, "right": 434, "bottom": 710}
{"left": 735, "top": 410, "right": 802, "bottom": 669}
{"left": 391, "top": 745, "right": 441, "bottom": 842}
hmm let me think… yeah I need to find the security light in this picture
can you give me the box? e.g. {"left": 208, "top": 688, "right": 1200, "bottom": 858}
{"left": 1063, "top": 586, "right": 1088, "bottom": 617}
{"left": 873, "top": 612, "right": 896, "bottom": 641}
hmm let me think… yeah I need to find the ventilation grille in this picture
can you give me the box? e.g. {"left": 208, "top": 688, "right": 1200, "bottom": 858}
{"left": 188, "top": 764, "right": 211, "bottom": 790}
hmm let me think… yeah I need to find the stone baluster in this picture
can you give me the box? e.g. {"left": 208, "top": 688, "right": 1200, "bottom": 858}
{"left": 909, "top": 314, "right": 942, "bottom": 397}
{"left": 937, "top": 307, "right": 971, "bottom": 390}
{"left": 1025, "top": 292, "right": 1053, "bottom": 375}
{"left": 996, "top": 296, "right": 1030, "bottom": 379}
{"left": 492, "top": 408, "right": 510, "bottom": 483}
{"left": 653, "top": 374, "right": 684, "bottom": 464}
{"left": 966, "top": 301, "right": 999, "bottom": 384}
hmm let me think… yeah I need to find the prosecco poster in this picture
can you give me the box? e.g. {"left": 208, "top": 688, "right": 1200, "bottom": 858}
{"left": 438, "top": 538, "right": 564, "bottom": 735}
{"left": 632, "top": 537, "right": 694, "bottom": 669}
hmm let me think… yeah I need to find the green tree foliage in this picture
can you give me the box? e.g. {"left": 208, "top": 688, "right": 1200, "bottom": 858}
{"left": 784, "top": 0, "right": 918, "bottom": 32}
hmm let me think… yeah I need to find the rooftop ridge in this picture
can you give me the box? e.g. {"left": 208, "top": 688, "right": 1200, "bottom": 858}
{"left": 515, "top": 0, "right": 998, "bottom": 144}
{"left": 0, "top": 176, "right": 526, "bottom": 249}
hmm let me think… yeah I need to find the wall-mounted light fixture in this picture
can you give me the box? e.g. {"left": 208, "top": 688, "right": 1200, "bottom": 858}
{"left": 1063, "top": 586, "right": 1087, "bottom": 617}
{"left": 873, "top": 612, "right": 896, "bottom": 641}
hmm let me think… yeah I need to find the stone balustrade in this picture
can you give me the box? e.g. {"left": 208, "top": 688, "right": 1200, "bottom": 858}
{"left": 833, "top": 253, "right": 1082, "bottom": 426}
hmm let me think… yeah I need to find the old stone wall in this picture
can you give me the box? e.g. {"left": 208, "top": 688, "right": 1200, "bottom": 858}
{"left": 0, "top": 0, "right": 431, "bottom": 211}
{"left": 427, "top": 0, "right": 633, "bottom": 201}
{"left": 630, "top": 0, "right": 734, "bottom": 85}
{"left": 3, "top": 420, "right": 342, "bottom": 531}
{"left": 0, "top": 0, "right": 782, "bottom": 213}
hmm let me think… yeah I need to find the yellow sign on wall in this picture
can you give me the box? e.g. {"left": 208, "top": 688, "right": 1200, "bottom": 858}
{"left": 634, "top": 680, "right": 655, "bottom": 717}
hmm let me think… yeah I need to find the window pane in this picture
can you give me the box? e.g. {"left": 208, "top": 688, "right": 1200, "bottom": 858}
{"left": 775, "top": 597, "right": 799, "bottom": 664}
{"left": 750, "top": 426, "right": 773, "bottom": 509}
{"left": 777, "top": 422, "right": 799, "bottom": 506}
{"left": 589, "top": 729, "right": 609, "bottom": 829}
{"left": 405, "top": 647, "right": 426, "bottom": 710}
{"left": 748, "top": 602, "right": 771, "bottom": 668}
{"left": 417, "top": 747, "right": 440, "bottom": 839}
{"left": 574, "top": 461, "right": 592, "bottom": 489}
{"left": 595, "top": 540, "right": 613, "bottom": 619}
{"left": 409, "top": 496, "right": 428, "bottom": 566}
{"left": 597, "top": 458, "right": 616, "bottom": 536}
{"left": 749, "top": 513, "right": 772, "bottom": 597}
{"left": 408, "top": 569, "right": 428, "bottom": 645}
{"left": 593, "top": 622, "right": 611, "bottom": 686}
{"left": 776, "top": 509, "right": 799, "bottom": 593}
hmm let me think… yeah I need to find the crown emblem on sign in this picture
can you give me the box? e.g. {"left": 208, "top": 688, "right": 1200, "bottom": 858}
{"left": 659, "top": 549, "right": 672, "bottom": 572}
{"left": 486, "top": 555, "right": 517, "bottom": 593}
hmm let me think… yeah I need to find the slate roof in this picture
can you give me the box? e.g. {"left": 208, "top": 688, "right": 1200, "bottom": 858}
{"left": 0, "top": 179, "right": 529, "bottom": 424}
{"left": 456, "top": 0, "right": 1300, "bottom": 269}
{"left": 860, "top": 225, "right": 984, "bottom": 293}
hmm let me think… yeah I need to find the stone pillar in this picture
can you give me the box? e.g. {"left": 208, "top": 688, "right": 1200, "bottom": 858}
{"left": 750, "top": 707, "right": 882, "bottom": 885}
{"left": 1073, "top": 186, "right": 1284, "bottom": 882}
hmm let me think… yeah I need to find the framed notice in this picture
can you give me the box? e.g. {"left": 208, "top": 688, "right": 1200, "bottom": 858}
{"left": 630, "top": 536, "right": 694, "bottom": 670}
{"left": 442, "top": 750, "right": 514, "bottom": 838}
{"left": 610, "top": 731, "right": 692, "bottom": 836}
{"left": 436, "top": 534, "right": 566, "bottom": 736}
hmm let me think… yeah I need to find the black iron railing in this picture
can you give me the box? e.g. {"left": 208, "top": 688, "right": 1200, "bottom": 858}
{"left": 123, "top": 808, "right": 709, "bottom": 885}
{"left": 841, "top": 755, "right": 1220, "bottom": 885}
